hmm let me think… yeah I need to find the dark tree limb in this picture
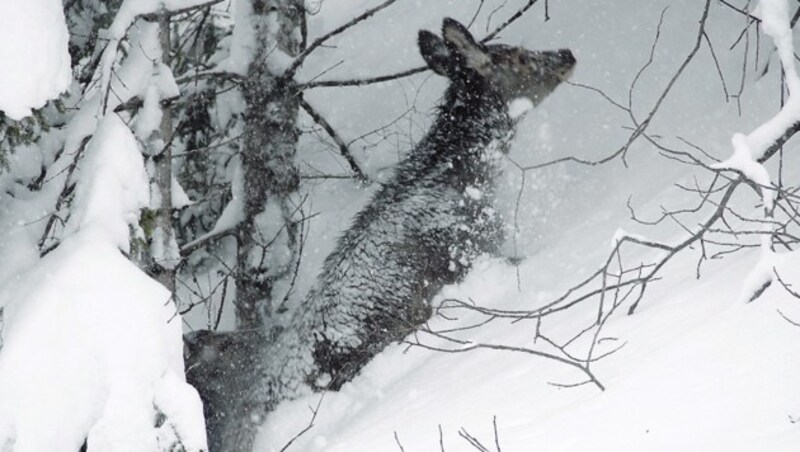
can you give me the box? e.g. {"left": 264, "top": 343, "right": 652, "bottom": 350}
{"left": 299, "top": 66, "right": 428, "bottom": 90}
{"left": 481, "top": 0, "right": 540, "bottom": 42}
{"left": 298, "top": 96, "right": 369, "bottom": 182}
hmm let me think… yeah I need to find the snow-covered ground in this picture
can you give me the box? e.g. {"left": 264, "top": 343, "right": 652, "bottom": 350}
{"left": 256, "top": 234, "right": 800, "bottom": 451}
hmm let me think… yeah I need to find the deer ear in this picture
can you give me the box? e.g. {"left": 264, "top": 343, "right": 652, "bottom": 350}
{"left": 441, "top": 18, "right": 490, "bottom": 71}
{"left": 418, "top": 30, "right": 453, "bottom": 77}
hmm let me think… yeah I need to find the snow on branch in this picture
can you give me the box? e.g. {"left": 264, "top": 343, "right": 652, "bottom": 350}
{"left": 95, "top": 0, "right": 215, "bottom": 114}
{"left": 712, "top": 0, "right": 800, "bottom": 302}
{"left": 0, "top": 0, "right": 71, "bottom": 120}
{"left": 0, "top": 113, "right": 206, "bottom": 451}
{"left": 66, "top": 115, "right": 150, "bottom": 252}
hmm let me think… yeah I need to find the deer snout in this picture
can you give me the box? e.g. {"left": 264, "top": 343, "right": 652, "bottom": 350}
{"left": 558, "top": 49, "right": 576, "bottom": 65}
{"left": 556, "top": 49, "right": 576, "bottom": 79}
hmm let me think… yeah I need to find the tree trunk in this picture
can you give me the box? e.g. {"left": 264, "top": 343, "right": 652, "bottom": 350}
{"left": 135, "top": 13, "right": 179, "bottom": 293}
{"left": 187, "top": 1, "right": 305, "bottom": 450}
{"left": 234, "top": 0, "right": 303, "bottom": 330}
{"left": 152, "top": 12, "right": 177, "bottom": 293}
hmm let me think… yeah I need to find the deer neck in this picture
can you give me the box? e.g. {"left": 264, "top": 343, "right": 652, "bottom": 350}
{"left": 432, "top": 84, "right": 515, "bottom": 156}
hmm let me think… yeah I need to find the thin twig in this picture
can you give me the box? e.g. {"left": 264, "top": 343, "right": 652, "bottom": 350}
{"left": 279, "top": 394, "right": 325, "bottom": 452}
{"left": 284, "top": 0, "right": 400, "bottom": 78}
{"left": 394, "top": 431, "right": 406, "bottom": 452}
{"left": 482, "top": 0, "right": 540, "bottom": 42}
{"left": 300, "top": 1, "right": 541, "bottom": 89}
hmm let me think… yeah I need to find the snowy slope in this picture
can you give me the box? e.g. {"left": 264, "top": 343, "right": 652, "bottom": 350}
{"left": 256, "top": 241, "right": 800, "bottom": 451}
{"left": 250, "top": 0, "right": 800, "bottom": 450}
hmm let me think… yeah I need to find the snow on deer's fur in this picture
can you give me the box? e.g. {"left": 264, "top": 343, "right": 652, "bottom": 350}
{"left": 292, "top": 16, "right": 576, "bottom": 391}
{"left": 188, "top": 18, "right": 575, "bottom": 450}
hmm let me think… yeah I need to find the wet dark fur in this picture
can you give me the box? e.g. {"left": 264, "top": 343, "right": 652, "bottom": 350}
{"left": 305, "top": 78, "right": 514, "bottom": 389}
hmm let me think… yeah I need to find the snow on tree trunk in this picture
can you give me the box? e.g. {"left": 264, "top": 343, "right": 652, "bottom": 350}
{"left": 136, "top": 13, "right": 181, "bottom": 293}
{"left": 234, "top": 0, "right": 303, "bottom": 330}
{"left": 186, "top": 0, "right": 305, "bottom": 450}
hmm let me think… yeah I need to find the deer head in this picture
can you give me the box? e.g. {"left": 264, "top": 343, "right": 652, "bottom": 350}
{"left": 418, "top": 18, "right": 575, "bottom": 106}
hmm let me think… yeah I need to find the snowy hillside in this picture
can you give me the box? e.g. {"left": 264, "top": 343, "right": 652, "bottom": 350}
{"left": 256, "top": 238, "right": 800, "bottom": 451}
{"left": 253, "top": 0, "right": 800, "bottom": 450}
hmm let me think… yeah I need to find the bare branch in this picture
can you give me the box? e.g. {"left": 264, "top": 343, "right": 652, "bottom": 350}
{"left": 299, "top": 66, "right": 428, "bottom": 90}
{"left": 283, "top": 0, "right": 400, "bottom": 79}
{"left": 409, "top": 324, "right": 606, "bottom": 391}
{"left": 458, "top": 428, "right": 490, "bottom": 452}
{"left": 481, "top": 0, "right": 540, "bottom": 42}
{"left": 174, "top": 69, "right": 243, "bottom": 86}
{"left": 279, "top": 394, "right": 325, "bottom": 452}
{"left": 777, "top": 309, "right": 800, "bottom": 328}
{"left": 493, "top": 416, "right": 501, "bottom": 452}
{"left": 180, "top": 228, "right": 237, "bottom": 257}
{"left": 299, "top": 96, "right": 369, "bottom": 182}
{"left": 394, "top": 431, "right": 406, "bottom": 452}
{"left": 520, "top": 0, "right": 711, "bottom": 172}
{"left": 300, "top": 1, "right": 542, "bottom": 89}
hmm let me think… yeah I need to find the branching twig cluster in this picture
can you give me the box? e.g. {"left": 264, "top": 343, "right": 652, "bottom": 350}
{"left": 407, "top": 0, "right": 800, "bottom": 391}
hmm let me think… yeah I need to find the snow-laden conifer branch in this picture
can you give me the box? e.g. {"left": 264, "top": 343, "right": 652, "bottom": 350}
{"left": 37, "top": 135, "right": 91, "bottom": 255}
{"left": 94, "top": 0, "right": 227, "bottom": 114}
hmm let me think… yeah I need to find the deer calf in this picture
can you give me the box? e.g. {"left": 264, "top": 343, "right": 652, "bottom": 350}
{"left": 188, "top": 17, "right": 575, "bottom": 451}
{"left": 296, "top": 17, "right": 576, "bottom": 390}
